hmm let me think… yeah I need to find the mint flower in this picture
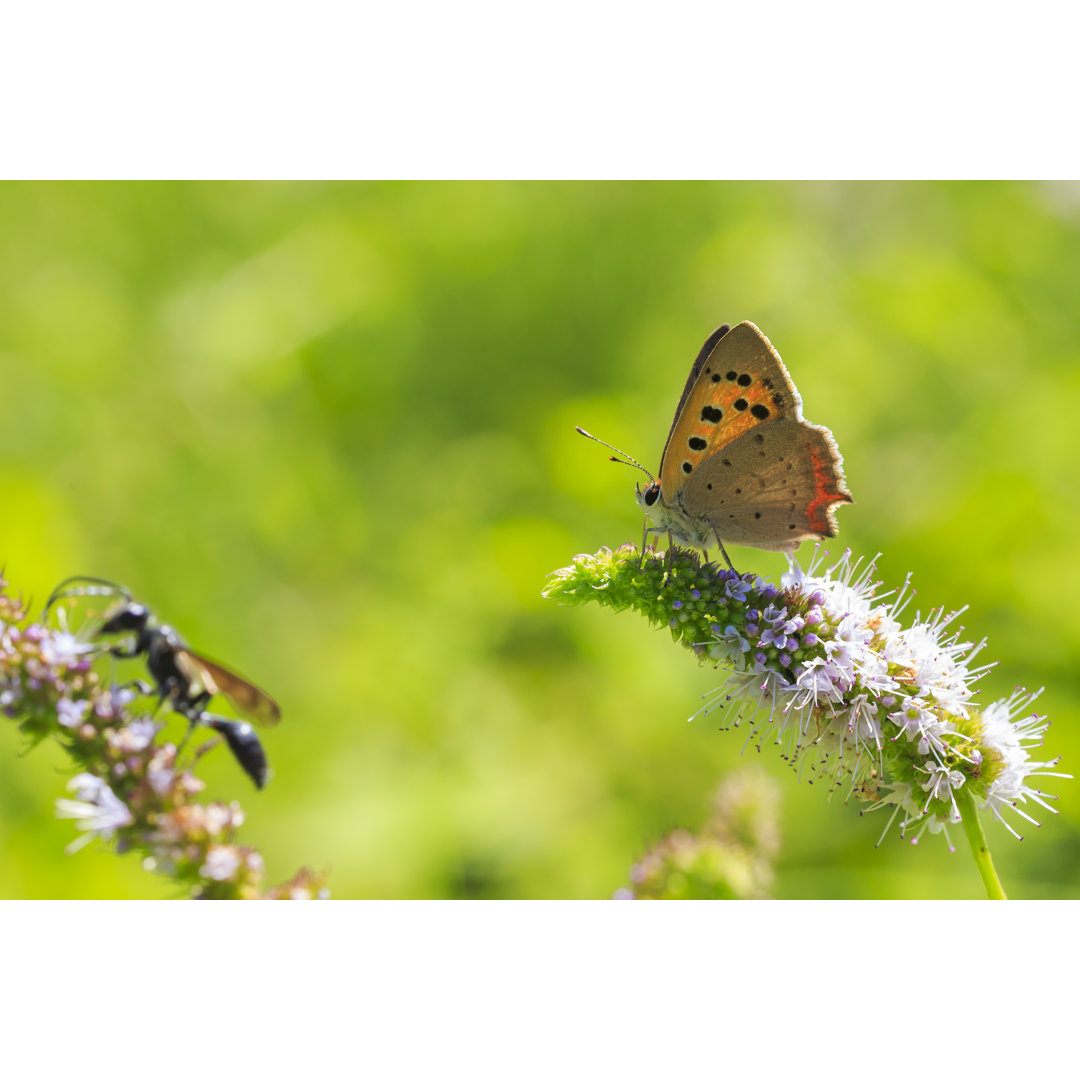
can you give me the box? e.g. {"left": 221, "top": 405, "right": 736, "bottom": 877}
{"left": 616, "top": 770, "right": 781, "bottom": 900}
{"left": 200, "top": 845, "right": 246, "bottom": 881}
{"left": 55, "top": 774, "right": 135, "bottom": 854}
{"left": 544, "top": 544, "right": 1070, "bottom": 898}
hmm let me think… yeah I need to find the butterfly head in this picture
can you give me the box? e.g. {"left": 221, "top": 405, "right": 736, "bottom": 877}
{"left": 634, "top": 479, "right": 663, "bottom": 517}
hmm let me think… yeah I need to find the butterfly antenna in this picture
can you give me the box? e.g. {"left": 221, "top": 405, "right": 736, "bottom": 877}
{"left": 574, "top": 426, "right": 655, "bottom": 483}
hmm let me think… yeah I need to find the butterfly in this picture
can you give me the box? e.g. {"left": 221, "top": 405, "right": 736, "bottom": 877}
{"left": 579, "top": 321, "right": 852, "bottom": 570}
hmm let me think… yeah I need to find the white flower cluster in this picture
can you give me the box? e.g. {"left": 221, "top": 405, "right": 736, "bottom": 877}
{"left": 701, "top": 548, "right": 1068, "bottom": 845}
{"left": 55, "top": 774, "right": 135, "bottom": 854}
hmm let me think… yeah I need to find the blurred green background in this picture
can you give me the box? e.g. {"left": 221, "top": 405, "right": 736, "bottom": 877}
{"left": 1, "top": 181, "right": 1078, "bottom": 899}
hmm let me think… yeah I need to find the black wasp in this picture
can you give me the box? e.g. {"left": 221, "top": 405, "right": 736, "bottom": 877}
{"left": 45, "top": 576, "right": 281, "bottom": 788}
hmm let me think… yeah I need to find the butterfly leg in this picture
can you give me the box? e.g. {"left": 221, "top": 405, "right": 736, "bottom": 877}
{"left": 637, "top": 519, "right": 650, "bottom": 568}
{"left": 713, "top": 534, "right": 738, "bottom": 574}
{"left": 640, "top": 521, "right": 670, "bottom": 568}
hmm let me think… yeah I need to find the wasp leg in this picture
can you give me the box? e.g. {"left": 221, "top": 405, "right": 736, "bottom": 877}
{"left": 173, "top": 712, "right": 199, "bottom": 759}
{"left": 114, "top": 678, "right": 154, "bottom": 697}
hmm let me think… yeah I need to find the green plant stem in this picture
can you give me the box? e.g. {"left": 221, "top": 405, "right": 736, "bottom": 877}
{"left": 957, "top": 787, "right": 1007, "bottom": 900}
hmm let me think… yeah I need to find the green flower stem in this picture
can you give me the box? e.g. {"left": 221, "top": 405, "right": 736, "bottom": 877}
{"left": 957, "top": 786, "right": 1007, "bottom": 900}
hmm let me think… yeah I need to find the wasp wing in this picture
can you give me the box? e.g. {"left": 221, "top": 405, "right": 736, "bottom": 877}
{"left": 174, "top": 649, "right": 282, "bottom": 726}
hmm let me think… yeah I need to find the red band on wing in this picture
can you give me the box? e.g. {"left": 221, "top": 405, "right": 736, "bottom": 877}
{"left": 804, "top": 444, "right": 849, "bottom": 533}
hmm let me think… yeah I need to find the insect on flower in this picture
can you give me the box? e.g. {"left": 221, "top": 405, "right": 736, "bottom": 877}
{"left": 44, "top": 576, "right": 281, "bottom": 788}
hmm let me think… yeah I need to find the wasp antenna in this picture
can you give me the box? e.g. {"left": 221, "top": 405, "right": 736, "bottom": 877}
{"left": 575, "top": 426, "right": 655, "bottom": 481}
{"left": 44, "top": 576, "right": 133, "bottom": 615}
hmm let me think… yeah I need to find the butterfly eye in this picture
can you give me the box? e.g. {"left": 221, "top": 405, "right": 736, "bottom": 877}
{"left": 643, "top": 483, "right": 661, "bottom": 507}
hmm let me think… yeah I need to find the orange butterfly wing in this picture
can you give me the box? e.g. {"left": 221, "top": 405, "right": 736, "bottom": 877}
{"left": 658, "top": 321, "right": 801, "bottom": 496}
